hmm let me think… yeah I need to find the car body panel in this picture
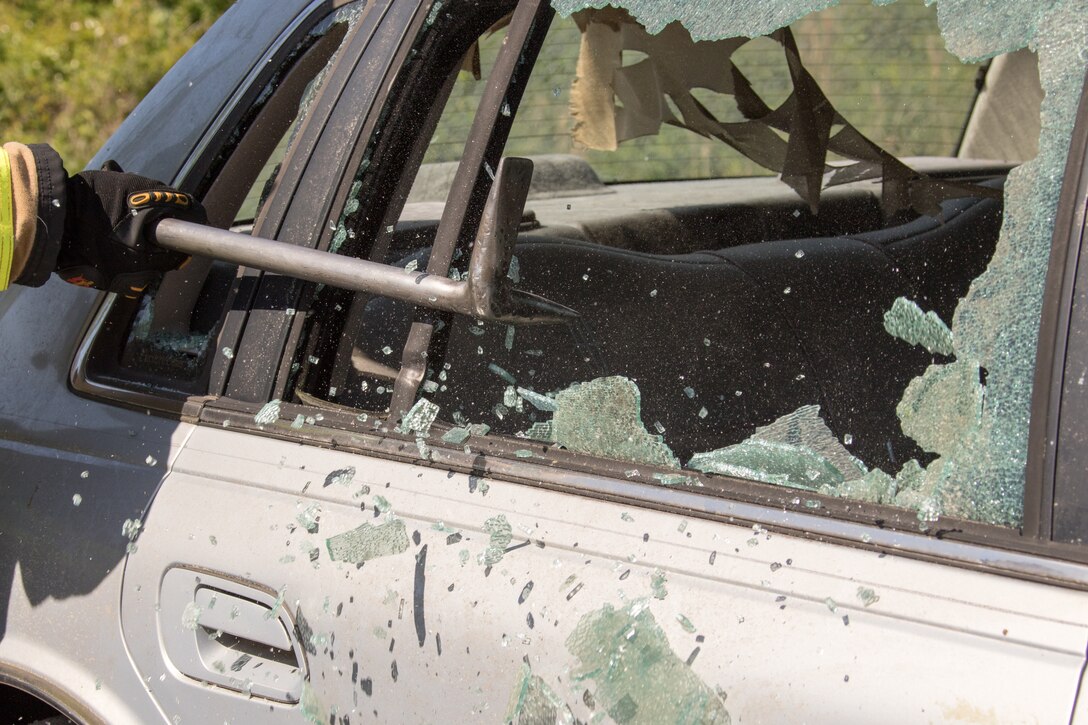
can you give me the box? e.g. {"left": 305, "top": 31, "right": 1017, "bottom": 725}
{"left": 122, "top": 425, "right": 1088, "bottom": 722}
{"left": 89, "top": 0, "right": 320, "bottom": 181}
{"left": 0, "top": 281, "right": 196, "bottom": 722}
{"left": 3, "top": 0, "right": 1088, "bottom": 722}
{"left": 0, "top": 2, "right": 307, "bottom": 712}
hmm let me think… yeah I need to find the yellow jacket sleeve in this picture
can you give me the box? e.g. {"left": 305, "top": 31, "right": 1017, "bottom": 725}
{"left": 0, "top": 142, "right": 67, "bottom": 290}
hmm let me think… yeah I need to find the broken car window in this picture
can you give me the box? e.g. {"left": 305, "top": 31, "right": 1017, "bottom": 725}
{"left": 297, "top": 0, "right": 1085, "bottom": 532}
{"left": 86, "top": 5, "right": 361, "bottom": 400}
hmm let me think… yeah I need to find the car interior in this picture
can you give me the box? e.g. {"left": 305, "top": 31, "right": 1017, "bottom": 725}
{"left": 96, "top": 1, "right": 1042, "bottom": 497}
{"left": 311, "top": 5, "right": 1030, "bottom": 478}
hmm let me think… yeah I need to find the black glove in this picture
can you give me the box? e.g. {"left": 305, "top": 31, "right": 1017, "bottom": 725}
{"left": 55, "top": 164, "right": 206, "bottom": 298}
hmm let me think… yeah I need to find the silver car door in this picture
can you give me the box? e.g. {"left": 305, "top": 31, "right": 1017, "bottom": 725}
{"left": 119, "top": 0, "right": 1088, "bottom": 723}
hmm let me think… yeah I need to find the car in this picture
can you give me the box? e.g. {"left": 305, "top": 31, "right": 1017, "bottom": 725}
{"left": 2, "top": 0, "right": 1088, "bottom": 722}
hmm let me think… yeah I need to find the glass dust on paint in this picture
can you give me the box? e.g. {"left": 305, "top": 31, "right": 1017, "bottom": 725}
{"left": 504, "top": 662, "right": 575, "bottom": 724}
{"left": 326, "top": 518, "right": 410, "bottom": 564}
{"left": 480, "top": 514, "right": 514, "bottom": 566}
{"left": 566, "top": 600, "right": 729, "bottom": 725}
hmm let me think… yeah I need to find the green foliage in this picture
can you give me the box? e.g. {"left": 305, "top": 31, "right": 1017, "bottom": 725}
{"left": 0, "top": 0, "right": 232, "bottom": 170}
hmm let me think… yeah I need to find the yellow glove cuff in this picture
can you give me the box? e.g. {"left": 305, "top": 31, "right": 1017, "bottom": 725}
{"left": 0, "top": 147, "right": 13, "bottom": 291}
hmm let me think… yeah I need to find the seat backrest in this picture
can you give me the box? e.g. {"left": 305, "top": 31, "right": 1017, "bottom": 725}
{"left": 347, "top": 184, "right": 1004, "bottom": 470}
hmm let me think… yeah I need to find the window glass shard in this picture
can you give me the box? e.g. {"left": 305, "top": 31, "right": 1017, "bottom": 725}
{"left": 883, "top": 297, "right": 954, "bottom": 357}
{"left": 441, "top": 426, "right": 471, "bottom": 445}
{"left": 552, "top": 0, "right": 837, "bottom": 40}
{"left": 516, "top": 386, "right": 559, "bottom": 412}
{"left": 896, "top": 360, "right": 984, "bottom": 457}
{"left": 397, "top": 397, "right": 440, "bottom": 437}
{"left": 523, "top": 421, "right": 557, "bottom": 442}
{"left": 480, "top": 514, "right": 514, "bottom": 566}
{"left": 650, "top": 570, "right": 668, "bottom": 599}
{"left": 326, "top": 518, "right": 410, "bottom": 563}
{"left": 551, "top": 376, "right": 680, "bottom": 468}
{"left": 505, "top": 663, "right": 575, "bottom": 725}
{"left": 691, "top": 439, "right": 846, "bottom": 491}
{"left": 690, "top": 405, "right": 865, "bottom": 491}
{"left": 928, "top": 0, "right": 1062, "bottom": 62}
{"left": 254, "top": 399, "right": 282, "bottom": 426}
{"left": 833, "top": 467, "right": 897, "bottom": 505}
{"left": 566, "top": 601, "right": 730, "bottom": 724}
{"left": 296, "top": 503, "right": 322, "bottom": 534}
{"left": 890, "top": 0, "right": 1088, "bottom": 526}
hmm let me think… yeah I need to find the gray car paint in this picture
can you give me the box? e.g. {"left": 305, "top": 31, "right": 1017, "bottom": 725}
{"left": 3, "top": 0, "right": 1088, "bottom": 722}
{"left": 0, "top": 280, "right": 194, "bottom": 722}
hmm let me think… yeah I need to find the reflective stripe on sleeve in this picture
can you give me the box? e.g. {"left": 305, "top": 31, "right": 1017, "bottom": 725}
{"left": 0, "top": 148, "right": 12, "bottom": 291}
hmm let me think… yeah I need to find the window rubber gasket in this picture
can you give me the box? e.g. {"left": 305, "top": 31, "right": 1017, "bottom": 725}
{"left": 1024, "top": 68, "right": 1088, "bottom": 541}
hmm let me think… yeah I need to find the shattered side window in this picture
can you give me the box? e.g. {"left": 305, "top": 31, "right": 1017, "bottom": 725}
{"left": 312, "top": 0, "right": 1085, "bottom": 533}
{"left": 290, "top": 2, "right": 523, "bottom": 415}
{"left": 436, "top": 0, "right": 981, "bottom": 184}
{"left": 88, "top": 4, "right": 361, "bottom": 398}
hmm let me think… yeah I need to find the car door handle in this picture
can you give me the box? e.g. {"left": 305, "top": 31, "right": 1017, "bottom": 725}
{"left": 159, "top": 567, "right": 306, "bottom": 703}
{"left": 194, "top": 587, "right": 292, "bottom": 650}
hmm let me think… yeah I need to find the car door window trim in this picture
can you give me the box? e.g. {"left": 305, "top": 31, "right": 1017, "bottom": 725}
{"left": 1024, "top": 68, "right": 1088, "bottom": 540}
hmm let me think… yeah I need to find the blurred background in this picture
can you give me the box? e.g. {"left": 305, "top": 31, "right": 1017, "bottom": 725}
{"left": 0, "top": 0, "right": 232, "bottom": 170}
{"left": 0, "top": 0, "right": 979, "bottom": 178}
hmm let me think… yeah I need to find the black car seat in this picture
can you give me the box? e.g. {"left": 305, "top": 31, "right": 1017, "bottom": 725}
{"left": 346, "top": 180, "right": 1004, "bottom": 472}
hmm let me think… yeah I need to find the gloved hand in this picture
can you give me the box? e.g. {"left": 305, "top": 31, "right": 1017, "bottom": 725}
{"left": 55, "top": 163, "right": 205, "bottom": 298}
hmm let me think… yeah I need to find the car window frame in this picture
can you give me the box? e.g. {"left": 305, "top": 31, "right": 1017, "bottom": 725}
{"left": 1034, "top": 69, "right": 1088, "bottom": 544}
{"left": 384, "top": 0, "right": 556, "bottom": 419}
{"left": 68, "top": 0, "right": 379, "bottom": 416}
{"left": 202, "top": 1, "right": 1088, "bottom": 582}
{"left": 220, "top": 0, "right": 427, "bottom": 403}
